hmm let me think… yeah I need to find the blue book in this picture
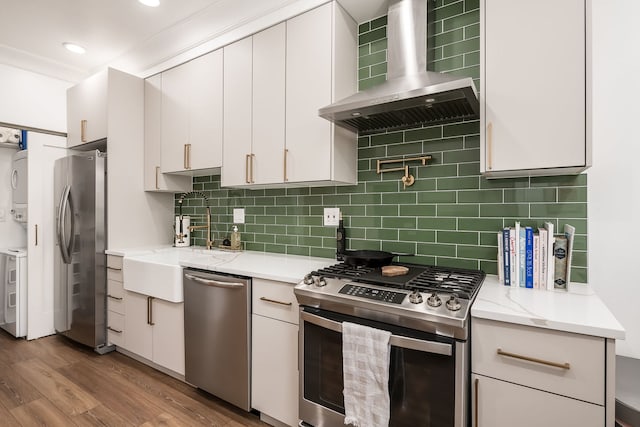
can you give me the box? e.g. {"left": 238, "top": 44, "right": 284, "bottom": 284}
{"left": 502, "top": 228, "right": 511, "bottom": 286}
{"left": 525, "top": 227, "right": 534, "bottom": 288}
{"left": 518, "top": 227, "right": 526, "bottom": 287}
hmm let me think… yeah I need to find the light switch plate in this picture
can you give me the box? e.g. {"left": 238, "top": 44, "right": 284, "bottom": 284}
{"left": 324, "top": 208, "right": 340, "bottom": 226}
{"left": 233, "top": 208, "right": 245, "bottom": 224}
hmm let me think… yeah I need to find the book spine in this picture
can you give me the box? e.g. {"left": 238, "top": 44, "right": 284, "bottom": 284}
{"left": 518, "top": 227, "right": 526, "bottom": 287}
{"left": 545, "top": 222, "right": 555, "bottom": 291}
{"left": 497, "top": 232, "right": 504, "bottom": 285}
{"left": 509, "top": 227, "right": 517, "bottom": 287}
{"left": 502, "top": 228, "right": 511, "bottom": 286}
{"left": 553, "top": 236, "right": 568, "bottom": 289}
{"left": 533, "top": 234, "right": 540, "bottom": 289}
{"left": 525, "top": 227, "right": 533, "bottom": 288}
{"left": 538, "top": 228, "right": 547, "bottom": 290}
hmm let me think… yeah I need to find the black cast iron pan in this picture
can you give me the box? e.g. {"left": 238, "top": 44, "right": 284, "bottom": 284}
{"left": 341, "top": 250, "right": 414, "bottom": 268}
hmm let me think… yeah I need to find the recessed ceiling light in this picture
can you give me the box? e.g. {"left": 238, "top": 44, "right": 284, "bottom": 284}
{"left": 138, "top": 0, "right": 160, "bottom": 6}
{"left": 63, "top": 42, "right": 86, "bottom": 54}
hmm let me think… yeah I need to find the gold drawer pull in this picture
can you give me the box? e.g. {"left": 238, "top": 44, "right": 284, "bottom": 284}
{"left": 107, "top": 326, "right": 122, "bottom": 334}
{"left": 81, "top": 120, "right": 87, "bottom": 142}
{"left": 497, "top": 348, "right": 570, "bottom": 370}
{"left": 155, "top": 166, "right": 160, "bottom": 189}
{"left": 486, "top": 122, "right": 493, "bottom": 170}
{"left": 259, "top": 296, "right": 292, "bottom": 306}
{"left": 107, "top": 294, "right": 123, "bottom": 301}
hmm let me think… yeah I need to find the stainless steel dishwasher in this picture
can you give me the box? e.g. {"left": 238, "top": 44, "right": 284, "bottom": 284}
{"left": 183, "top": 268, "right": 251, "bottom": 411}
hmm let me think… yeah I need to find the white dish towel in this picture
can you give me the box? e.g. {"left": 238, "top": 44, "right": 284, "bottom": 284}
{"left": 342, "top": 321, "right": 392, "bottom": 427}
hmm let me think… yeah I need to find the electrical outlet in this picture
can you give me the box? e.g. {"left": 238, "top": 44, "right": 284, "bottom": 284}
{"left": 233, "top": 208, "right": 245, "bottom": 224}
{"left": 324, "top": 208, "right": 340, "bottom": 226}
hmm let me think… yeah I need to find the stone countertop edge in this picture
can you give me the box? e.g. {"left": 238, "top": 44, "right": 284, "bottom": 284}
{"left": 472, "top": 275, "right": 625, "bottom": 340}
{"left": 106, "top": 246, "right": 335, "bottom": 284}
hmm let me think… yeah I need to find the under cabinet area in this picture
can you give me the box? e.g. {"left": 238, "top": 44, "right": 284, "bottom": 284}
{"left": 251, "top": 278, "right": 300, "bottom": 427}
{"left": 160, "top": 50, "right": 223, "bottom": 175}
{"left": 471, "top": 317, "right": 611, "bottom": 426}
{"left": 480, "top": 0, "right": 591, "bottom": 178}
{"left": 143, "top": 73, "right": 192, "bottom": 192}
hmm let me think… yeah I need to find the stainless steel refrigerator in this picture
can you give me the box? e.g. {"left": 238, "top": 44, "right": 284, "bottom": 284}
{"left": 54, "top": 150, "right": 112, "bottom": 353}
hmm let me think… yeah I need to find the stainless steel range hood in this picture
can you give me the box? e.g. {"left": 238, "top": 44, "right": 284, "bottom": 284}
{"left": 319, "top": 0, "right": 479, "bottom": 134}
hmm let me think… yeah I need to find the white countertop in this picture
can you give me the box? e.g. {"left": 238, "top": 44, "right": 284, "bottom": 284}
{"left": 472, "top": 275, "right": 625, "bottom": 340}
{"left": 107, "top": 246, "right": 335, "bottom": 284}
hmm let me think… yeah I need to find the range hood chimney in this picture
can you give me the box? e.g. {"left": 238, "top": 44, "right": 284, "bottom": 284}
{"left": 319, "top": 0, "right": 479, "bottom": 134}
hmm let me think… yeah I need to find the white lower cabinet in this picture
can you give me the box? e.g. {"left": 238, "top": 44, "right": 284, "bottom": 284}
{"left": 471, "top": 317, "right": 611, "bottom": 427}
{"left": 106, "top": 255, "right": 125, "bottom": 347}
{"left": 472, "top": 374, "right": 603, "bottom": 427}
{"left": 251, "top": 278, "right": 299, "bottom": 426}
{"left": 123, "top": 290, "right": 185, "bottom": 376}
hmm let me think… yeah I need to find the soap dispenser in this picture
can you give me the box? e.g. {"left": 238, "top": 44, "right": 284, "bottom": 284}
{"left": 231, "top": 225, "right": 241, "bottom": 250}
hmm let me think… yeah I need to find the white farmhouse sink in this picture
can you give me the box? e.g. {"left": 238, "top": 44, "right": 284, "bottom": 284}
{"left": 123, "top": 251, "right": 184, "bottom": 302}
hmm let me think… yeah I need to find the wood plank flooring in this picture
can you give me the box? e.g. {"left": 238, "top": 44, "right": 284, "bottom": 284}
{"left": 0, "top": 330, "right": 268, "bottom": 426}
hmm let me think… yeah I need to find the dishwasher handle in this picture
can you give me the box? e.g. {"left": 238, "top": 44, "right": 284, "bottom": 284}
{"left": 185, "top": 273, "right": 245, "bottom": 289}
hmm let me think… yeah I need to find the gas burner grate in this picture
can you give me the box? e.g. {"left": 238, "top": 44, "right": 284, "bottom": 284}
{"left": 312, "top": 264, "right": 375, "bottom": 280}
{"left": 406, "top": 266, "right": 485, "bottom": 300}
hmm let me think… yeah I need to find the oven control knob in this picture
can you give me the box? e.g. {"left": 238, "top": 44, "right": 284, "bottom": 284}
{"left": 408, "top": 289, "right": 423, "bottom": 304}
{"left": 316, "top": 276, "right": 327, "bottom": 287}
{"left": 426, "top": 293, "right": 442, "bottom": 307}
{"left": 303, "top": 274, "right": 314, "bottom": 285}
{"left": 446, "top": 293, "right": 461, "bottom": 311}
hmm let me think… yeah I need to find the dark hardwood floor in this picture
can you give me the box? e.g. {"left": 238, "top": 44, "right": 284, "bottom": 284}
{"left": 0, "top": 330, "right": 268, "bottom": 426}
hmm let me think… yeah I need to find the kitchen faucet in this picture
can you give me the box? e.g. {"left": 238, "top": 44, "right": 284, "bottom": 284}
{"left": 178, "top": 191, "right": 214, "bottom": 250}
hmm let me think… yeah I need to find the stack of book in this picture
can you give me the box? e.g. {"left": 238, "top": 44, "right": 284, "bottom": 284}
{"left": 497, "top": 222, "right": 575, "bottom": 290}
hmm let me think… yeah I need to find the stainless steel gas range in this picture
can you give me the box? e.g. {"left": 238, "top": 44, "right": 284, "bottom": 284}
{"left": 294, "top": 262, "right": 485, "bottom": 427}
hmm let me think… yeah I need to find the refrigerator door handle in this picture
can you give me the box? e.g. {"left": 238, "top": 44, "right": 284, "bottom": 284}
{"left": 57, "top": 185, "right": 74, "bottom": 264}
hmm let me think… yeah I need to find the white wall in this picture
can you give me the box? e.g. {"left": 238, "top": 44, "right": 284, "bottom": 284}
{"left": 590, "top": 0, "right": 640, "bottom": 358}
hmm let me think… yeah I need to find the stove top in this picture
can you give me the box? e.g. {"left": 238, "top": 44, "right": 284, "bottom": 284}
{"left": 294, "top": 262, "right": 486, "bottom": 339}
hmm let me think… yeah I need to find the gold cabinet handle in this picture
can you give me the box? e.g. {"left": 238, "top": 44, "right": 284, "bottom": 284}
{"left": 486, "top": 122, "right": 493, "bottom": 170}
{"left": 107, "top": 326, "right": 122, "bottom": 334}
{"left": 259, "top": 296, "right": 292, "bottom": 306}
{"left": 474, "top": 378, "right": 479, "bottom": 427}
{"left": 155, "top": 166, "right": 160, "bottom": 190}
{"left": 284, "top": 149, "right": 289, "bottom": 182}
{"left": 35, "top": 224, "right": 38, "bottom": 246}
{"left": 107, "top": 294, "right": 123, "bottom": 301}
{"left": 184, "top": 144, "right": 191, "bottom": 170}
{"left": 81, "top": 120, "right": 87, "bottom": 142}
{"left": 245, "top": 154, "right": 251, "bottom": 184}
{"left": 497, "top": 348, "right": 570, "bottom": 370}
{"left": 147, "top": 296, "right": 155, "bottom": 325}
{"left": 250, "top": 154, "right": 255, "bottom": 184}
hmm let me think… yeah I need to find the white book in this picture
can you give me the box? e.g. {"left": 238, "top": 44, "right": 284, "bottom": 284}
{"left": 538, "top": 228, "right": 548, "bottom": 289}
{"left": 564, "top": 224, "right": 576, "bottom": 286}
{"left": 513, "top": 221, "right": 521, "bottom": 287}
{"left": 497, "top": 232, "right": 504, "bottom": 284}
{"left": 533, "top": 234, "right": 540, "bottom": 289}
{"left": 509, "top": 227, "right": 517, "bottom": 287}
{"left": 544, "top": 222, "right": 555, "bottom": 291}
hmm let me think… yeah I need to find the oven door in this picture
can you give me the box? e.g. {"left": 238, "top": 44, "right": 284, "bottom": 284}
{"left": 299, "top": 307, "right": 468, "bottom": 427}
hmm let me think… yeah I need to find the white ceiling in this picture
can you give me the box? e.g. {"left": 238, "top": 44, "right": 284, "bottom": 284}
{"left": 0, "top": 0, "right": 388, "bottom": 84}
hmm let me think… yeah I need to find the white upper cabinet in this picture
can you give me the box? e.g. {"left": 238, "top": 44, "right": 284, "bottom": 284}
{"left": 480, "top": 0, "right": 591, "bottom": 178}
{"left": 66, "top": 70, "right": 108, "bottom": 147}
{"left": 144, "top": 74, "right": 192, "bottom": 192}
{"left": 161, "top": 50, "right": 223, "bottom": 175}
{"left": 285, "top": 2, "right": 357, "bottom": 185}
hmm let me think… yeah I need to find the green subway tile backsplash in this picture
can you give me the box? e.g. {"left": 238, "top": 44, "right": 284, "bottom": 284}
{"left": 175, "top": 0, "right": 588, "bottom": 282}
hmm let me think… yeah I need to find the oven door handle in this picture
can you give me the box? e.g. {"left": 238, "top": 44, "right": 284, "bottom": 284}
{"left": 301, "top": 311, "right": 452, "bottom": 357}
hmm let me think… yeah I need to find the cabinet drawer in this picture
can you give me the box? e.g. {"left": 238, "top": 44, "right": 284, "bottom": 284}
{"left": 107, "top": 280, "right": 124, "bottom": 314}
{"left": 472, "top": 318, "right": 605, "bottom": 405}
{"left": 252, "top": 278, "right": 298, "bottom": 324}
{"left": 107, "top": 267, "right": 123, "bottom": 282}
{"left": 108, "top": 312, "right": 124, "bottom": 346}
{"left": 107, "top": 255, "right": 123, "bottom": 270}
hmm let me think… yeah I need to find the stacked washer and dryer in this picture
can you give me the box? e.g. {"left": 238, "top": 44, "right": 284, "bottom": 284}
{"left": 0, "top": 147, "right": 28, "bottom": 338}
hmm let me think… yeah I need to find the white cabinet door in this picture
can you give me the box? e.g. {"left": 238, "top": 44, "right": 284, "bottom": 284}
{"left": 253, "top": 23, "right": 286, "bottom": 185}
{"left": 285, "top": 4, "right": 333, "bottom": 183}
{"left": 161, "top": 63, "right": 191, "bottom": 173}
{"left": 251, "top": 314, "right": 298, "bottom": 427}
{"left": 144, "top": 74, "right": 192, "bottom": 192}
{"left": 222, "top": 37, "right": 253, "bottom": 187}
{"left": 123, "top": 291, "right": 153, "bottom": 361}
{"left": 480, "top": 0, "right": 588, "bottom": 177}
{"left": 66, "top": 69, "right": 108, "bottom": 147}
{"left": 189, "top": 50, "right": 223, "bottom": 171}
{"left": 472, "top": 374, "right": 604, "bottom": 427}
{"left": 152, "top": 299, "right": 185, "bottom": 375}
